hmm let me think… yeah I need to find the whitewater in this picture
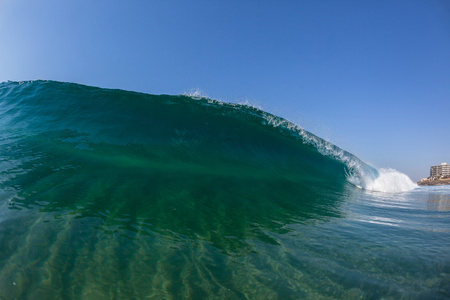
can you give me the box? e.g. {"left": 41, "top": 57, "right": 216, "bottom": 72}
{"left": 0, "top": 80, "right": 448, "bottom": 299}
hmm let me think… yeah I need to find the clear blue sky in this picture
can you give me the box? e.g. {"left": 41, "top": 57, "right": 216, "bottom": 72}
{"left": 1, "top": 0, "right": 449, "bottom": 181}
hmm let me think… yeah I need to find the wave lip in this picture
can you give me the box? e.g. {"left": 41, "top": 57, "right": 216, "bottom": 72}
{"left": 362, "top": 168, "right": 417, "bottom": 193}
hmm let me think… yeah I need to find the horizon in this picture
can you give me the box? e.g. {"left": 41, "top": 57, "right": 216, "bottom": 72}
{"left": 1, "top": 0, "right": 449, "bottom": 181}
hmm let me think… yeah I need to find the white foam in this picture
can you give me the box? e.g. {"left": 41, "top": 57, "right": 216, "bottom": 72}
{"left": 363, "top": 168, "right": 417, "bottom": 193}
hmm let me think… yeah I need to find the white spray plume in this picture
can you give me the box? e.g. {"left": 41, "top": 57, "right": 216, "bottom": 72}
{"left": 364, "top": 168, "right": 417, "bottom": 193}
{"left": 183, "top": 89, "right": 209, "bottom": 99}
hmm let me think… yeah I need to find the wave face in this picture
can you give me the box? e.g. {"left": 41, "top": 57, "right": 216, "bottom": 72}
{"left": 0, "top": 81, "right": 380, "bottom": 187}
{"left": 0, "top": 80, "right": 426, "bottom": 298}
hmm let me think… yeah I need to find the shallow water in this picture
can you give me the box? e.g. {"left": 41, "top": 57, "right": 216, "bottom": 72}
{"left": 1, "top": 184, "right": 449, "bottom": 299}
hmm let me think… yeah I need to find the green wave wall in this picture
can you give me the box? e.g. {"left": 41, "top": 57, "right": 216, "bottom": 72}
{"left": 0, "top": 80, "right": 380, "bottom": 298}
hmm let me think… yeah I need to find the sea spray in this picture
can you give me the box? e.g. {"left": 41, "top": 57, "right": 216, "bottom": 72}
{"left": 364, "top": 168, "right": 417, "bottom": 193}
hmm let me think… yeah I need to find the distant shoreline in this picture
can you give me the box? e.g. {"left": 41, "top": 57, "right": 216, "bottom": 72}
{"left": 417, "top": 178, "right": 450, "bottom": 186}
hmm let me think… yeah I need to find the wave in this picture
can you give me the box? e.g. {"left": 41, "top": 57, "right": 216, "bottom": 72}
{"left": 0, "top": 80, "right": 415, "bottom": 194}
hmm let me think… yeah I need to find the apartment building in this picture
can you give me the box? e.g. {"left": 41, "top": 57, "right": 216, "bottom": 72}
{"left": 430, "top": 162, "right": 450, "bottom": 178}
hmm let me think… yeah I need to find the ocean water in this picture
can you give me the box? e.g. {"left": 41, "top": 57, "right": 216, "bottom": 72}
{"left": 0, "top": 80, "right": 448, "bottom": 299}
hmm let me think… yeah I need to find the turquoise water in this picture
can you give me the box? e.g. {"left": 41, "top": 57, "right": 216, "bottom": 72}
{"left": 0, "top": 81, "right": 449, "bottom": 299}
